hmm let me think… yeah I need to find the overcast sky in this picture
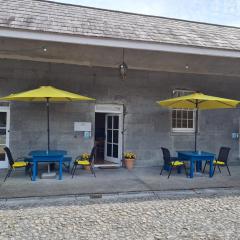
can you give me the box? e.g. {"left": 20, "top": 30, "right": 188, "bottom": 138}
{"left": 50, "top": 0, "right": 240, "bottom": 27}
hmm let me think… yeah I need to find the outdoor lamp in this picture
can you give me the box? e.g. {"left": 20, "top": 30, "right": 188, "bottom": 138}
{"left": 119, "top": 48, "right": 128, "bottom": 80}
{"left": 119, "top": 61, "right": 128, "bottom": 80}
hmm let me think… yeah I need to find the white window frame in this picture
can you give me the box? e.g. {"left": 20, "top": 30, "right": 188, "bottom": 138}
{"left": 172, "top": 89, "right": 196, "bottom": 133}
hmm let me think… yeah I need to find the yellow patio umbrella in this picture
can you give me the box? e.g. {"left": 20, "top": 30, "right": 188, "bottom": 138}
{"left": 157, "top": 92, "right": 239, "bottom": 151}
{"left": 1, "top": 86, "right": 95, "bottom": 151}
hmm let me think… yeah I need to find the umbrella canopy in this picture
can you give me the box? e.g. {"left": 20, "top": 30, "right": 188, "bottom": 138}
{"left": 1, "top": 86, "right": 95, "bottom": 152}
{"left": 157, "top": 92, "right": 239, "bottom": 151}
{"left": 1, "top": 85, "right": 94, "bottom": 102}
{"left": 157, "top": 92, "right": 239, "bottom": 110}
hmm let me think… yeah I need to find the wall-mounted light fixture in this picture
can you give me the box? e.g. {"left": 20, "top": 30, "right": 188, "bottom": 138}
{"left": 119, "top": 49, "right": 128, "bottom": 80}
{"left": 0, "top": 46, "right": 48, "bottom": 53}
{"left": 42, "top": 46, "right": 47, "bottom": 52}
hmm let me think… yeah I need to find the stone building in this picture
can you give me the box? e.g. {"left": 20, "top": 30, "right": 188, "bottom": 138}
{"left": 0, "top": 0, "right": 240, "bottom": 169}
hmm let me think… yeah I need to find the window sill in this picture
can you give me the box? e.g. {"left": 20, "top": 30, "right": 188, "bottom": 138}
{"left": 171, "top": 131, "right": 198, "bottom": 136}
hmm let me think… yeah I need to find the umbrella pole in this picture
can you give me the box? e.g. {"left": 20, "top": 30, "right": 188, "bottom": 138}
{"left": 47, "top": 98, "right": 50, "bottom": 152}
{"left": 47, "top": 98, "right": 50, "bottom": 173}
{"left": 194, "top": 102, "right": 199, "bottom": 152}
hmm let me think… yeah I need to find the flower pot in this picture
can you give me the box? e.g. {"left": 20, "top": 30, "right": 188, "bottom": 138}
{"left": 83, "top": 165, "right": 91, "bottom": 171}
{"left": 124, "top": 158, "right": 135, "bottom": 170}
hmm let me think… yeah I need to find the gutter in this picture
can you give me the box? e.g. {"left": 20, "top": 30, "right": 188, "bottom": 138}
{"left": 1, "top": 28, "right": 240, "bottom": 58}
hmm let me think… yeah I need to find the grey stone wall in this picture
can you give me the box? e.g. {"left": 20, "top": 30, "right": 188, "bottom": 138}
{"left": 0, "top": 59, "right": 239, "bottom": 166}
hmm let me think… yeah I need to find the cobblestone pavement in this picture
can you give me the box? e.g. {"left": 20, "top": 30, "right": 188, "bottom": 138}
{"left": 0, "top": 192, "right": 240, "bottom": 240}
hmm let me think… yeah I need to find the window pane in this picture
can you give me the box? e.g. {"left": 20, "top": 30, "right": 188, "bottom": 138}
{"left": 107, "top": 144, "right": 112, "bottom": 157}
{"left": 177, "top": 110, "right": 181, "bottom": 119}
{"left": 177, "top": 120, "right": 181, "bottom": 128}
{"left": 182, "top": 120, "right": 187, "bottom": 128}
{"left": 113, "top": 116, "right": 119, "bottom": 129}
{"left": 107, "top": 116, "right": 112, "bottom": 129}
{"left": 188, "top": 120, "right": 193, "bottom": 128}
{"left": 182, "top": 110, "right": 187, "bottom": 119}
{"left": 113, "top": 144, "right": 118, "bottom": 158}
{"left": 172, "top": 110, "right": 176, "bottom": 118}
{"left": 0, "top": 113, "right": 6, "bottom": 128}
{"left": 113, "top": 130, "right": 118, "bottom": 143}
{"left": 107, "top": 130, "right": 112, "bottom": 143}
{"left": 188, "top": 111, "right": 193, "bottom": 119}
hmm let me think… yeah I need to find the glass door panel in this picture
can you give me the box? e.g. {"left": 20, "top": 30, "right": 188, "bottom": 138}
{"left": 105, "top": 114, "right": 122, "bottom": 164}
{"left": 0, "top": 108, "right": 10, "bottom": 168}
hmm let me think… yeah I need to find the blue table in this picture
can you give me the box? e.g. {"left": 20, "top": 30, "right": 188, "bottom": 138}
{"left": 29, "top": 150, "right": 67, "bottom": 181}
{"left": 177, "top": 151, "right": 215, "bottom": 178}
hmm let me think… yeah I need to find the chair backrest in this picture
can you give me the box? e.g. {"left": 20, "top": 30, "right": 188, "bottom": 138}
{"left": 4, "top": 147, "right": 14, "bottom": 167}
{"left": 75, "top": 146, "right": 96, "bottom": 164}
{"left": 89, "top": 146, "right": 96, "bottom": 166}
{"left": 217, "top": 147, "right": 231, "bottom": 163}
{"left": 161, "top": 147, "right": 171, "bottom": 165}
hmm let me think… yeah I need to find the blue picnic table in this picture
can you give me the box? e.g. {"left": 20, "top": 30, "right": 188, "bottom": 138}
{"left": 28, "top": 150, "right": 70, "bottom": 181}
{"left": 177, "top": 151, "right": 215, "bottom": 178}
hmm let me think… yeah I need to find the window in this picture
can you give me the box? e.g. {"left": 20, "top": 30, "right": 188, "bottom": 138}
{"left": 172, "top": 90, "right": 195, "bottom": 133}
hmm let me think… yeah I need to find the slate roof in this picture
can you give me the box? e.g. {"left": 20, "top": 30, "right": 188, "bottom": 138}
{"left": 0, "top": 0, "right": 240, "bottom": 51}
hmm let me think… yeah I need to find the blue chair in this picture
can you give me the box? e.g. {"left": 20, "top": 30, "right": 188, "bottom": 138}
{"left": 203, "top": 147, "right": 231, "bottom": 176}
{"left": 71, "top": 146, "right": 96, "bottom": 178}
{"left": 3, "top": 147, "right": 32, "bottom": 182}
{"left": 160, "top": 147, "right": 187, "bottom": 178}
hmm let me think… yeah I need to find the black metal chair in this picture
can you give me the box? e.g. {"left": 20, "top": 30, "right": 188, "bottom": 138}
{"left": 203, "top": 147, "right": 231, "bottom": 176}
{"left": 160, "top": 147, "right": 187, "bottom": 178}
{"left": 71, "top": 146, "right": 96, "bottom": 178}
{"left": 3, "top": 147, "right": 32, "bottom": 182}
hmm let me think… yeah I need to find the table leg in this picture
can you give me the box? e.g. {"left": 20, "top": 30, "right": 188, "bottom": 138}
{"left": 196, "top": 161, "right": 202, "bottom": 172}
{"left": 209, "top": 159, "right": 213, "bottom": 177}
{"left": 59, "top": 160, "right": 63, "bottom": 180}
{"left": 190, "top": 160, "right": 194, "bottom": 178}
{"left": 32, "top": 161, "right": 37, "bottom": 181}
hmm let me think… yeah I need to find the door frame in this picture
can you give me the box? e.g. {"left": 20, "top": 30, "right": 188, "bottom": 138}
{"left": 95, "top": 104, "right": 123, "bottom": 167}
{"left": 104, "top": 113, "right": 123, "bottom": 164}
{"left": 0, "top": 106, "right": 10, "bottom": 169}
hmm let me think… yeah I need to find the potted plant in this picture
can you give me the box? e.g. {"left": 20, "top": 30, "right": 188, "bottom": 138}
{"left": 124, "top": 152, "right": 136, "bottom": 170}
{"left": 80, "top": 153, "right": 91, "bottom": 171}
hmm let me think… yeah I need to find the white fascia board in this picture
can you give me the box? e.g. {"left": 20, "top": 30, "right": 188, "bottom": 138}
{"left": 1, "top": 28, "right": 240, "bottom": 58}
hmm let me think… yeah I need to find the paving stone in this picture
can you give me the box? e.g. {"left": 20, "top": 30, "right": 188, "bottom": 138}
{"left": 0, "top": 193, "right": 240, "bottom": 239}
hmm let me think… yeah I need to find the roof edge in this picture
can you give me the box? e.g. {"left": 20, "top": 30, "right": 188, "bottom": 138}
{"left": 37, "top": 0, "right": 240, "bottom": 30}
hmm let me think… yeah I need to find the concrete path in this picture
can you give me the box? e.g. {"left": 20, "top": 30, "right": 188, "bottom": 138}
{"left": 0, "top": 166, "right": 239, "bottom": 199}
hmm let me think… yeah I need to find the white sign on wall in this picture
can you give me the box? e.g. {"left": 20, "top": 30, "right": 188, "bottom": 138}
{"left": 74, "top": 122, "right": 91, "bottom": 132}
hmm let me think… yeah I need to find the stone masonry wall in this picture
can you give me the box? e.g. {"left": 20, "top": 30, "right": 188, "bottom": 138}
{"left": 0, "top": 59, "right": 239, "bottom": 166}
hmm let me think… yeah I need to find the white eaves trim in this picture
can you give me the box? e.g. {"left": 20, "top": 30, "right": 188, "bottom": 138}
{"left": 1, "top": 28, "right": 240, "bottom": 58}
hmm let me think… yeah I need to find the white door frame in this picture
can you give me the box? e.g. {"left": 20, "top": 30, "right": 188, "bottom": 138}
{"left": 95, "top": 104, "right": 123, "bottom": 167}
{"left": 104, "top": 113, "right": 123, "bottom": 164}
{"left": 0, "top": 106, "right": 10, "bottom": 169}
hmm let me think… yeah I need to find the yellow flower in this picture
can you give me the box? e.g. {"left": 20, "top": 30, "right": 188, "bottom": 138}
{"left": 81, "top": 153, "right": 90, "bottom": 160}
{"left": 124, "top": 152, "right": 136, "bottom": 159}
